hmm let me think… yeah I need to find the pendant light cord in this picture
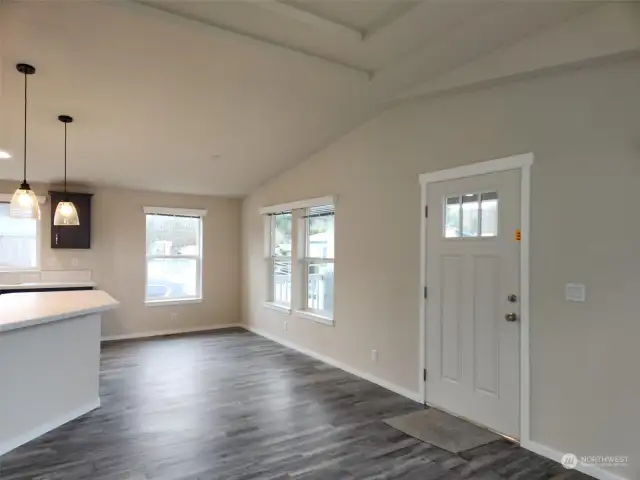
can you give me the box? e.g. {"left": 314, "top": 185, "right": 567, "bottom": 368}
{"left": 64, "top": 122, "right": 68, "bottom": 193}
{"left": 23, "top": 71, "right": 27, "bottom": 183}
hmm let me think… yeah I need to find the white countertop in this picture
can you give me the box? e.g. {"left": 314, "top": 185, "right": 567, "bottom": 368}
{"left": 0, "top": 281, "right": 97, "bottom": 291}
{"left": 0, "top": 290, "right": 119, "bottom": 333}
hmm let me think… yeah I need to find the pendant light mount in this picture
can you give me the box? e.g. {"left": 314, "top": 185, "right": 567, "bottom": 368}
{"left": 16, "top": 63, "right": 36, "bottom": 75}
{"left": 58, "top": 115, "right": 73, "bottom": 124}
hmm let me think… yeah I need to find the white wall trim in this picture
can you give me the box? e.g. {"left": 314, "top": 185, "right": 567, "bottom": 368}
{"left": 101, "top": 323, "right": 241, "bottom": 342}
{"left": 0, "top": 399, "right": 99, "bottom": 457}
{"left": 244, "top": 325, "right": 422, "bottom": 403}
{"left": 0, "top": 193, "right": 47, "bottom": 204}
{"left": 419, "top": 153, "right": 534, "bottom": 186}
{"left": 418, "top": 152, "right": 534, "bottom": 441}
{"left": 263, "top": 302, "right": 292, "bottom": 314}
{"left": 143, "top": 206, "right": 207, "bottom": 217}
{"left": 259, "top": 195, "right": 335, "bottom": 215}
{"left": 522, "top": 440, "right": 631, "bottom": 480}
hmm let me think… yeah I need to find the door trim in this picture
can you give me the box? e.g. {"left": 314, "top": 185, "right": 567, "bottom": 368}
{"left": 418, "top": 152, "right": 534, "bottom": 442}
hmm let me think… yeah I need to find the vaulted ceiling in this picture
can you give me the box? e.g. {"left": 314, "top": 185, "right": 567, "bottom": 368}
{"left": 0, "top": 1, "right": 625, "bottom": 196}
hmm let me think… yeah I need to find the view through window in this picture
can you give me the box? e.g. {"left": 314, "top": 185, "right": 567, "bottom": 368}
{"left": 269, "top": 212, "right": 292, "bottom": 306}
{"left": 145, "top": 212, "right": 203, "bottom": 302}
{"left": 0, "top": 203, "right": 37, "bottom": 270}
{"left": 304, "top": 205, "right": 334, "bottom": 318}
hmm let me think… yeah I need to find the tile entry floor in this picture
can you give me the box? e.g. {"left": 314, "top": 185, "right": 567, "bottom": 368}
{"left": 0, "top": 328, "right": 593, "bottom": 480}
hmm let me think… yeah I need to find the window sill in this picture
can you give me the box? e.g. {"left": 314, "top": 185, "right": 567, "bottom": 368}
{"left": 145, "top": 297, "right": 202, "bottom": 307}
{"left": 264, "top": 302, "right": 292, "bottom": 314}
{"left": 296, "top": 310, "right": 334, "bottom": 326}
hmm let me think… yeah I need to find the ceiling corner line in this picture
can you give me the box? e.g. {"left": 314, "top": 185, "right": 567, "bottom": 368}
{"left": 125, "top": 0, "right": 370, "bottom": 78}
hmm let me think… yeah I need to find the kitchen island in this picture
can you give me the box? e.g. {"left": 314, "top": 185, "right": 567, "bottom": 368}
{"left": 0, "top": 290, "right": 118, "bottom": 456}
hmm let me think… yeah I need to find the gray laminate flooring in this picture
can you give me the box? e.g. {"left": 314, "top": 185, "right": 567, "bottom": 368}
{"left": 0, "top": 328, "right": 593, "bottom": 480}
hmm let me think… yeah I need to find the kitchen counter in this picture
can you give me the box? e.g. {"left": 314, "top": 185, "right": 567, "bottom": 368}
{"left": 0, "top": 289, "right": 118, "bottom": 457}
{"left": 0, "top": 289, "right": 116, "bottom": 333}
{"left": 0, "top": 280, "right": 96, "bottom": 290}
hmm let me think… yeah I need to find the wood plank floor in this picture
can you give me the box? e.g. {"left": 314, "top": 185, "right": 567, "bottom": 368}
{"left": 0, "top": 328, "right": 593, "bottom": 480}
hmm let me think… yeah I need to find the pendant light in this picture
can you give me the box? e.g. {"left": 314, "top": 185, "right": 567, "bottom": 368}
{"left": 53, "top": 115, "right": 80, "bottom": 226}
{"left": 10, "top": 63, "right": 40, "bottom": 219}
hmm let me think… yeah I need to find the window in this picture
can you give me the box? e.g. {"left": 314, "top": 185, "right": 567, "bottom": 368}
{"left": 445, "top": 192, "right": 498, "bottom": 238}
{"left": 302, "top": 204, "right": 334, "bottom": 319}
{"left": 0, "top": 202, "right": 38, "bottom": 270}
{"left": 144, "top": 207, "right": 206, "bottom": 304}
{"left": 261, "top": 196, "right": 336, "bottom": 323}
{"left": 267, "top": 211, "right": 292, "bottom": 308}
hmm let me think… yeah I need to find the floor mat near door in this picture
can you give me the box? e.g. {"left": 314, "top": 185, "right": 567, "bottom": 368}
{"left": 384, "top": 407, "right": 503, "bottom": 453}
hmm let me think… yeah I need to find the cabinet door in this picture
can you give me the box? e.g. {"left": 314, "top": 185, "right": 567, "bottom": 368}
{"left": 50, "top": 193, "right": 92, "bottom": 249}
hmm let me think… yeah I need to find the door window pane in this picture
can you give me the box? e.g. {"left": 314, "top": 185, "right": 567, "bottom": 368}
{"left": 461, "top": 194, "right": 479, "bottom": 237}
{"left": 443, "top": 192, "right": 498, "bottom": 239}
{"left": 481, "top": 192, "right": 499, "bottom": 237}
{"left": 445, "top": 197, "right": 461, "bottom": 238}
{"left": 307, "top": 261, "right": 334, "bottom": 316}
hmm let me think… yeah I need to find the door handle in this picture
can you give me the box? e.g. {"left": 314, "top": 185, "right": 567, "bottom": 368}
{"left": 505, "top": 312, "right": 518, "bottom": 322}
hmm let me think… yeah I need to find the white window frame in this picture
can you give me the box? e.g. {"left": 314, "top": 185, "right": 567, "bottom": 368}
{"left": 260, "top": 196, "right": 336, "bottom": 325}
{"left": 143, "top": 206, "right": 206, "bottom": 306}
{"left": 0, "top": 196, "right": 45, "bottom": 272}
{"left": 264, "top": 211, "right": 293, "bottom": 313}
{"left": 298, "top": 205, "right": 334, "bottom": 324}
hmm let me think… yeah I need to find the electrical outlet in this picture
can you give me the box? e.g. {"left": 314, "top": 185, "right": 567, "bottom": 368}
{"left": 371, "top": 349, "right": 378, "bottom": 362}
{"left": 71, "top": 258, "right": 79, "bottom": 267}
{"left": 284, "top": 321, "right": 288, "bottom": 331}
{"left": 171, "top": 313, "right": 178, "bottom": 321}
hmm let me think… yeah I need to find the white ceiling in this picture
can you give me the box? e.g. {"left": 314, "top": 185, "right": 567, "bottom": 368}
{"left": 0, "top": 1, "right": 599, "bottom": 196}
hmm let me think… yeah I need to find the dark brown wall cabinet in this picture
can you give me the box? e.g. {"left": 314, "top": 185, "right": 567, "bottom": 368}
{"left": 49, "top": 191, "right": 93, "bottom": 249}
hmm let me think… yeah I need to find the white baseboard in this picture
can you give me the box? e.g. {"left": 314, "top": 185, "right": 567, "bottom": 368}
{"left": 522, "top": 440, "right": 631, "bottom": 480}
{"left": 0, "top": 399, "right": 100, "bottom": 457}
{"left": 243, "top": 325, "right": 422, "bottom": 403}
{"left": 101, "top": 323, "right": 242, "bottom": 342}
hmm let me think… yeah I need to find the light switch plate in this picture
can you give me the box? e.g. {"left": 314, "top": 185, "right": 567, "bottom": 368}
{"left": 565, "top": 283, "right": 586, "bottom": 302}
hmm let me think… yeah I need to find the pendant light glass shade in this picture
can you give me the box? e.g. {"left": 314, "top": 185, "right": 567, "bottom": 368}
{"left": 10, "top": 182, "right": 40, "bottom": 219}
{"left": 54, "top": 201, "right": 79, "bottom": 225}
{"left": 53, "top": 114, "right": 79, "bottom": 226}
{"left": 10, "top": 63, "right": 40, "bottom": 220}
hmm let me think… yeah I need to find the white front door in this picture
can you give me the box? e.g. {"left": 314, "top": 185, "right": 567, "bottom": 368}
{"left": 425, "top": 169, "right": 521, "bottom": 438}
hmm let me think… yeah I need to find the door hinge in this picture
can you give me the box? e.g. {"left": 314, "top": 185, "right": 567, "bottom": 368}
{"left": 424, "top": 286, "right": 428, "bottom": 299}
{"left": 423, "top": 369, "right": 427, "bottom": 381}
{"left": 425, "top": 205, "right": 429, "bottom": 218}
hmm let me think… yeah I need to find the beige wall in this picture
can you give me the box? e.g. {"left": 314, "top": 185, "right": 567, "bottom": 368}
{"left": 242, "top": 57, "right": 640, "bottom": 477}
{"left": 0, "top": 181, "right": 242, "bottom": 337}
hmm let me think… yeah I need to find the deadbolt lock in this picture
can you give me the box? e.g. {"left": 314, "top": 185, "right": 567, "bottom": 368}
{"left": 507, "top": 294, "right": 518, "bottom": 303}
{"left": 505, "top": 313, "right": 518, "bottom": 322}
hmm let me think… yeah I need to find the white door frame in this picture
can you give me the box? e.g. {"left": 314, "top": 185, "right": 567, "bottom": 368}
{"left": 419, "top": 152, "right": 534, "bottom": 442}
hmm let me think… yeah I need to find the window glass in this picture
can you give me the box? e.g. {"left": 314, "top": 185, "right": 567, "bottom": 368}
{"left": 272, "top": 213, "right": 292, "bottom": 257}
{"left": 307, "top": 261, "right": 334, "bottom": 316}
{"left": 444, "top": 192, "right": 498, "bottom": 239}
{"left": 461, "top": 194, "right": 480, "bottom": 237}
{"left": 272, "top": 259, "right": 292, "bottom": 306}
{"left": 481, "top": 192, "right": 499, "bottom": 237}
{"left": 307, "top": 212, "right": 334, "bottom": 259}
{"left": 445, "top": 197, "right": 461, "bottom": 238}
{"left": 0, "top": 203, "right": 37, "bottom": 269}
{"left": 304, "top": 205, "right": 335, "bottom": 318}
{"left": 145, "top": 213, "right": 203, "bottom": 303}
